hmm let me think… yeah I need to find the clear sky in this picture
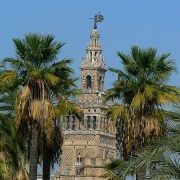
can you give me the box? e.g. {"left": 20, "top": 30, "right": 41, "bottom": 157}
{"left": 1, "top": 0, "right": 180, "bottom": 89}
{"left": 1, "top": 0, "right": 179, "bottom": 176}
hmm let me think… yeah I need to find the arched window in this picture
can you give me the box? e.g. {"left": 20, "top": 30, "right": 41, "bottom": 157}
{"left": 77, "top": 169, "right": 81, "bottom": 175}
{"left": 86, "top": 75, "right": 92, "bottom": 89}
{"left": 87, "top": 116, "right": 91, "bottom": 129}
{"left": 72, "top": 116, "right": 75, "bottom": 130}
{"left": 90, "top": 52, "right": 92, "bottom": 62}
{"left": 93, "top": 116, "right": 96, "bottom": 130}
{"left": 76, "top": 168, "right": 84, "bottom": 176}
{"left": 95, "top": 51, "right": 97, "bottom": 57}
{"left": 76, "top": 153, "right": 83, "bottom": 165}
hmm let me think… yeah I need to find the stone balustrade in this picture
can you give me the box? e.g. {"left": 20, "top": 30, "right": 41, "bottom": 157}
{"left": 62, "top": 129, "right": 115, "bottom": 138}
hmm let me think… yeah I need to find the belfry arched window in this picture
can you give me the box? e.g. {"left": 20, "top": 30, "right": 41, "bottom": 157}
{"left": 95, "top": 51, "right": 97, "bottom": 57}
{"left": 90, "top": 52, "right": 92, "bottom": 62}
{"left": 86, "top": 75, "right": 92, "bottom": 89}
{"left": 87, "top": 116, "right": 91, "bottom": 129}
{"left": 93, "top": 116, "right": 96, "bottom": 130}
{"left": 72, "top": 116, "right": 75, "bottom": 130}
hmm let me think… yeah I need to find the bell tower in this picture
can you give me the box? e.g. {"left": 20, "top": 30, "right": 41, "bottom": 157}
{"left": 56, "top": 15, "right": 116, "bottom": 180}
{"left": 79, "top": 28, "right": 106, "bottom": 106}
{"left": 80, "top": 28, "right": 106, "bottom": 92}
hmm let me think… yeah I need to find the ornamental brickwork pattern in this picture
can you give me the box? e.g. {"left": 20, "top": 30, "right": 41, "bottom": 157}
{"left": 54, "top": 27, "right": 117, "bottom": 180}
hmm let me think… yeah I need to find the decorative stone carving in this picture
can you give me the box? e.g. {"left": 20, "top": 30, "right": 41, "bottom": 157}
{"left": 56, "top": 26, "right": 117, "bottom": 180}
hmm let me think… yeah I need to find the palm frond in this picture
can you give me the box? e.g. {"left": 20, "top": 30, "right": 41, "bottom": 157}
{"left": 44, "top": 72, "right": 60, "bottom": 86}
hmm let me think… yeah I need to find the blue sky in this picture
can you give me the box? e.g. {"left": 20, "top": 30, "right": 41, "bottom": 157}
{"left": 1, "top": 0, "right": 180, "bottom": 176}
{"left": 1, "top": 0, "right": 180, "bottom": 89}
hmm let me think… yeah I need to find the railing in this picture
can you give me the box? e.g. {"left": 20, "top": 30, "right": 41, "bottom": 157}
{"left": 62, "top": 129, "right": 115, "bottom": 137}
{"left": 82, "top": 89, "right": 97, "bottom": 93}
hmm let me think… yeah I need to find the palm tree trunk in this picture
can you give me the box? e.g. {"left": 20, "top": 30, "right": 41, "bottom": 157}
{"left": 116, "top": 119, "right": 128, "bottom": 159}
{"left": 29, "top": 122, "right": 38, "bottom": 180}
{"left": 43, "top": 151, "right": 51, "bottom": 180}
{"left": 43, "top": 135, "right": 51, "bottom": 180}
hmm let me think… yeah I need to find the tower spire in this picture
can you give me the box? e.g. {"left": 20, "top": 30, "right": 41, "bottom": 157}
{"left": 80, "top": 15, "right": 106, "bottom": 92}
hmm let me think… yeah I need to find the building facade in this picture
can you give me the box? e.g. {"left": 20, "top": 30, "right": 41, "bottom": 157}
{"left": 55, "top": 26, "right": 117, "bottom": 180}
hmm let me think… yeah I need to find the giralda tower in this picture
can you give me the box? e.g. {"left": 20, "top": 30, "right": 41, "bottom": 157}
{"left": 56, "top": 14, "right": 117, "bottom": 180}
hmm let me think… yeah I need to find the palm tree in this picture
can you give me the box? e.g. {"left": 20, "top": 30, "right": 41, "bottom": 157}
{"left": 105, "top": 121, "right": 180, "bottom": 180}
{"left": 41, "top": 89, "right": 82, "bottom": 180}
{"left": 0, "top": 86, "right": 28, "bottom": 179}
{"left": 105, "top": 45, "right": 180, "bottom": 158}
{"left": 0, "top": 113, "right": 28, "bottom": 180}
{"left": 0, "top": 33, "right": 76, "bottom": 180}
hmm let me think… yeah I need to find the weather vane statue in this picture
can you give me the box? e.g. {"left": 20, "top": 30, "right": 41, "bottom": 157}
{"left": 90, "top": 13, "right": 104, "bottom": 29}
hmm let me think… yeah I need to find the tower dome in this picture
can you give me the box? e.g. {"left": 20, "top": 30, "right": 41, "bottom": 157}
{"left": 90, "top": 29, "right": 100, "bottom": 38}
{"left": 87, "top": 28, "right": 101, "bottom": 51}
